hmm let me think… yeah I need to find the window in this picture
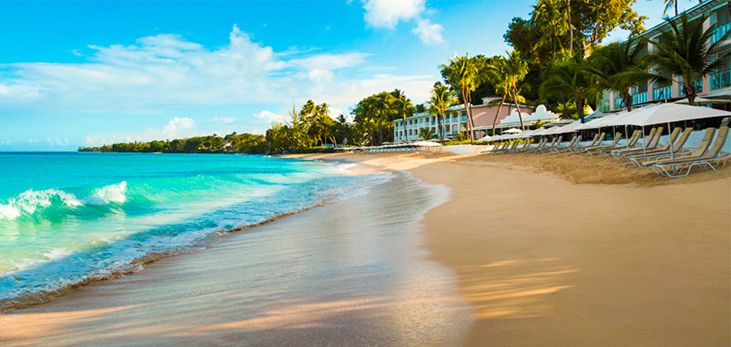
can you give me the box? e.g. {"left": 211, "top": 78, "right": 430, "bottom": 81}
{"left": 710, "top": 45, "right": 731, "bottom": 90}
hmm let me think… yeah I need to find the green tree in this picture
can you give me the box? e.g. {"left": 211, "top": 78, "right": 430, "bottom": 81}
{"left": 441, "top": 54, "right": 481, "bottom": 143}
{"left": 540, "top": 52, "right": 601, "bottom": 123}
{"left": 504, "top": 51, "right": 530, "bottom": 131}
{"left": 590, "top": 35, "right": 648, "bottom": 111}
{"left": 630, "top": 13, "right": 730, "bottom": 106}
{"left": 532, "top": 0, "right": 569, "bottom": 60}
{"left": 428, "top": 82, "right": 458, "bottom": 142}
{"left": 418, "top": 128, "right": 438, "bottom": 140}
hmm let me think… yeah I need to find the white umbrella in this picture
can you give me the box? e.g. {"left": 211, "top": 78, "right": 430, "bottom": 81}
{"left": 503, "top": 128, "right": 523, "bottom": 134}
{"left": 703, "top": 89, "right": 731, "bottom": 100}
{"left": 675, "top": 97, "right": 731, "bottom": 105}
{"left": 605, "top": 103, "right": 731, "bottom": 127}
{"left": 513, "top": 129, "right": 536, "bottom": 139}
{"left": 552, "top": 120, "right": 584, "bottom": 134}
{"left": 574, "top": 112, "right": 627, "bottom": 130}
{"left": 604, "top": 103, "right": 731, "bottom": 158}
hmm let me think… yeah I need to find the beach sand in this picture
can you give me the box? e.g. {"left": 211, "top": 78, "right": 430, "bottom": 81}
{"left": 2, "top": 151, "right": 730, "bottom": 346}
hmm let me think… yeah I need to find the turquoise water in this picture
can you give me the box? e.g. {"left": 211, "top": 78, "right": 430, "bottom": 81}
{"left": 0, "top": 152, "right": 390, "bottom": 308}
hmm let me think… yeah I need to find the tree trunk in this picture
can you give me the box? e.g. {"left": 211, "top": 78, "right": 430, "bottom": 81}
{"left": 576, "top": 97, "right": 585, "bottom": 123}
{"left": 622, "top": 91, "right": 633, "bottom": 112}
{"left": 491, "top": 92, "right": 508, "bottom": 136}
{"left": 439, "top": 112, "right": 445, "bottom": 142}
{"left": 566, "top": 0, "right": 573, "bottom": 53}
{"left": 513, "top": 89, "right": 526, "bottom": 131}
{"left": 463, "top": 85, "right": 475, "bottom": 144}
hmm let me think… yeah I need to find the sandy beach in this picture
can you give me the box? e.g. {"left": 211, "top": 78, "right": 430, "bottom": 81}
{"left": 2, "top": 151, "right": 729, "bottom": 346}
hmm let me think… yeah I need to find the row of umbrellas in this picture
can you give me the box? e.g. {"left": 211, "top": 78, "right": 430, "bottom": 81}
{"left": 478, "top": 104, "right": 731, "bottom": 142}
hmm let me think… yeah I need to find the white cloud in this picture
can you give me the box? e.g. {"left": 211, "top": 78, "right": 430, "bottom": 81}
{"left": 162, "top": 117, "right": 195, "bottom": 137}
{"left": 412, "top": 19, "right": 444, "bottom": 45}
{"left": 254, "top": 110, "right": 287, "bottom": 123}
{"left": 362, "top": 0, "right": 425, "bottom": 29}
{"left": 209, "top": 117, "right": 236, "bottom": 124}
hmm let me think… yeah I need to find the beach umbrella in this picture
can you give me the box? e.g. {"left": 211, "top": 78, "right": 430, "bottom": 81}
{"left": 513, "top": 129, "right": 536, "bottom": 139}
{"left": 552, "top": 120, "right": 584, "bottom": 134}
{"left": 504, "top": 128, "right": 523, "bottom": 134}
{"left": 704, "top": 89, "right": 731, "bottom": 101}
{"left": 604, "top": 103, "right": 731, "bottom": 158}
{"left": 674, "top": 97, "right": 729, "bottom": 105}
{"left": 476, "top": 135, "right": 493, "bottom": 142}
{"left": 574, "top": 112, "right": 627, "bottom": 130}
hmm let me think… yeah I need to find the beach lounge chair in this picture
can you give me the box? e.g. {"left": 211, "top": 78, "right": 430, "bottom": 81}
{"left": 589, "top": 130, "right": 640, "bottom": 156}
{"left": 627, "top": 127, "right": 691, "bottom": 167}
{"left": 611, "top": 126, "right": 665, "bottom": 160}
{"left": 535, "top": 135, "right": 562, "bottom": 153}
{"left": 512, "top": 140, "right": 534, "bottom": 153}
{"left": 599, "top": 129, "right": 646, "bottom": 157}
{"left": 568, "top": 133, "right": 603, "bottom": 154}
{"left": 551, "top": 134, "right": 582, "bottom": 154}
{"left": 578, "top": 132, "right": 609, "bottom": 155}
{"left": 647, "top": 125, "right": 730, "bottom": 177}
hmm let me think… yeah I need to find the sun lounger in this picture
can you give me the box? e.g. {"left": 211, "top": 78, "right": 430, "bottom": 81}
{"left": 521, "top": 137, "right": 547, "bottom": 153}
{"left": 551, "top": 134, "right": 582, "bottom": 154}
{"left": 611, "top": 126, "right": 665, "bottom": 159}
{"left": 591, "top": 130, "right": 641, "bottom": 156}
{"left": 535, "top": 135, "right": 562, "bottom": 153}
{"left": 567, "top": 133, "right": 602, "bottom": 154}
{"left": 626, "top": 127, "right": 690, "bottom": 166}
{"left": 648, "top": 125, "right": 729, "bottom": 177}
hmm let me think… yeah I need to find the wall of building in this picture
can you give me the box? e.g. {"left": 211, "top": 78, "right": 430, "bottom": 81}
{"left": 393, "top": 103, "right": 532, "bottom": 142}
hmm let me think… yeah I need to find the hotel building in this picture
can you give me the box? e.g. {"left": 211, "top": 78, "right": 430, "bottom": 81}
{"left": 598, "top": 0, "right": 731, "bottom": 112}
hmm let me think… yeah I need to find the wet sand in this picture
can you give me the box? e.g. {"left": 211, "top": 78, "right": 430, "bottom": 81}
{"left": 3, "top": 151, "right": 730, "bottom": 346}
{"left": 293, "top": 151, "right": 731, "bottom": 346}
{"left": 0, "top": 172, "right": 471, "bottom": 346}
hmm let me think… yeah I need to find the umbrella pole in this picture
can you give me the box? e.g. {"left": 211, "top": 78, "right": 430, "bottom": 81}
{"left": 669, "top": 121, "right": 674, "bottom": 161}
{"left": 642, "top": 125, "right": 646, "bottom": 154}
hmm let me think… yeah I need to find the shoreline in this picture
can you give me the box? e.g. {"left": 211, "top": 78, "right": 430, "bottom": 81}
{"left": 0, "top": 163, "right": 473, "bottom": 346}
{"left": 285, "top": 151, "right": 731, "bottom": 345}
{"left": 2, "top": 151, "right": 729, "bottom": 345}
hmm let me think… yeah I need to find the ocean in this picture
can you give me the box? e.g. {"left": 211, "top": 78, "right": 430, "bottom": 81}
{"left": 0, "top": 152, "right": 391, "bottom": 309}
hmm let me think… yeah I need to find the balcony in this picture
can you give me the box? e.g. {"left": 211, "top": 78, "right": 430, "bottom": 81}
{"left": 711, "top": 22, "right": 731, "bottom": 44}
{"left": 652, "top": 86, "right": 672, "bottom": 100}
{"left": 710, "top": 70, "right": 731, "bottom": 90}
{"left": 632, "top": 92, "right": 648, "bottom": 105}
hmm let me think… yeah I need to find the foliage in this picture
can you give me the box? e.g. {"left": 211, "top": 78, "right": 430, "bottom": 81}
{"left": 351, "top": 89, "right": 414, "bottom": 145}
{"left": 418, "top": 128, "right": 438, "bottom": 140}
{"left": 589, "top": 35, "right": 649, "bottom": 111}
{"left": 79, "top": 133, "right": 267, "bottom": 154}
{"left": 441, "top": 53, "right": 482, "bottom": 142}
{"left": 540, "top": 52, "right": 601, "bottom": 123}
{"left": 505, "top": 0, "right": 646, "bottom": 58}
{"left": 428, "top": 82, "right": 458, "bottom": 142}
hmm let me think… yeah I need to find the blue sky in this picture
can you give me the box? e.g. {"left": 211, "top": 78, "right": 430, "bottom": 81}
{"left": 0, "top": 0, "right": 697, "bottom": 151}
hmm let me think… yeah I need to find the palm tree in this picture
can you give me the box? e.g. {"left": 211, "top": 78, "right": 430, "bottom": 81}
{"left": 636, "top": 13, "right": 730, "bottom": 106}
{"left": 540, "top": 52, "right": 601, "bottom": 123}
{"left": 429, "top": 82, "right": 458, "bottom": 142}
{"left": 486, "top": 57, "right": 511, "bottom": 136}
{"left": 441, "top": 54, "right": 480, "bottom": 143}
{"left": 418, "top": 128, "right": 438, "bottom": 140}
{"left": 531, "top": 0, "right": 568, "bottom": 59}
{"left": 504, "top": 51, "right": 530, "bottom": 131}
{"left": 590, "top": 36, "right": 648, "bottom": 112}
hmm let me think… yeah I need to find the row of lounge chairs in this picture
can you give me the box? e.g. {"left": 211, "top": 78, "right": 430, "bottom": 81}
{"left": 487, "top": 118, "right": 731, "bottom": 177}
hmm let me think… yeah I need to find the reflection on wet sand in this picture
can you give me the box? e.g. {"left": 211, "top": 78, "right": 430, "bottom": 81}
{"left": 1, "top": 172, "right": 472, "bottom": 346}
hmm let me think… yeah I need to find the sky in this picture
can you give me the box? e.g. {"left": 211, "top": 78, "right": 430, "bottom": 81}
{"left": 0, "top": 0, "right": 701, "bottom": 151}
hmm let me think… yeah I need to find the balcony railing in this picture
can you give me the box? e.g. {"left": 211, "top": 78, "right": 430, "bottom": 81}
{"left": 711, "top": 22, "right": 731, "bottom": 44}
{"left": 632, "top": 92, "right": 648, "bottom": 105}
{"left": 710, "top": 70, "right": 731, "bottom": 90}
{"left": 652, "top": 86, "right": 672, "bottom": 100}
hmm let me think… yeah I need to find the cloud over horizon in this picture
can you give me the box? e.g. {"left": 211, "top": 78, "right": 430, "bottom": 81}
{"left": 0, "top": 25, "right": 434, "bottom": 118}
{"left": 360, "top": 0, "right": 445, "bottom": 45}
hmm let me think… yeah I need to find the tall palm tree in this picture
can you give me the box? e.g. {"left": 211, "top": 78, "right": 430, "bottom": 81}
{"left": 429, "top": 82, "right": 458, "bottom": 142}
{"left": 590, "top": 36, "right": 648, "bottom": 111}
{"left": 486, "top": 57, "right": 512, "bottom": 136}
{"left": 531, "top": 0, "right": 568, "bottom": 59}
{"left": 441, "top": 54, "right": 480, "bottom": 143}
{"left": 637, "top": 13, "right": 730, "bottom": 106}
{"left": 540, "top": 52, "right": 601, "bottom": 123}
{"left": 504, "top": 51, "right": 530, "bottom": 131}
